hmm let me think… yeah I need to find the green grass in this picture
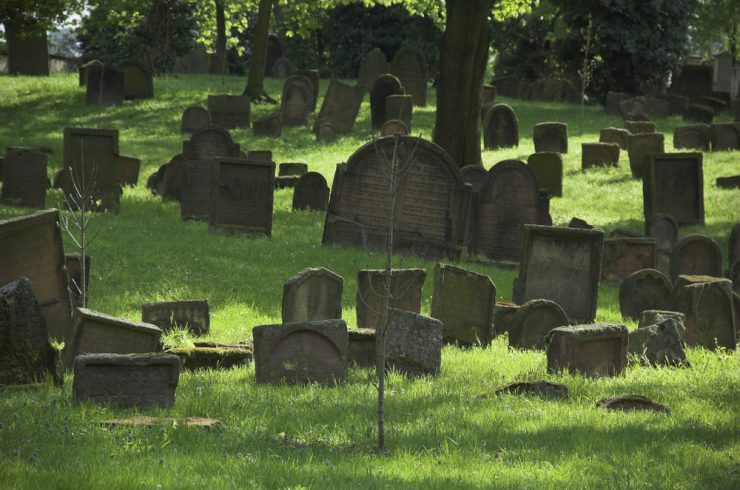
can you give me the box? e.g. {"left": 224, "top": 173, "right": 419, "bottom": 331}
{"left": 1, "top": 73, "right": 739, "bottom": 489}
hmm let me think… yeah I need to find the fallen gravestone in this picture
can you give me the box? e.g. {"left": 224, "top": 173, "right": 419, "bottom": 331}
{"left": 292, "top": 172, "right": 329, "bottom": 211}
{"left": 65, "top": 253, "right": 90, "bottom": 308}
{"left": 356, "top": 268, "right": 426, "bottom": 330}
{"left": 166, "top": 343, "right": 252, "bottom": 371}
{"left": 0, "top": 147, "right": 47, "bottom": 208}
{"left": 207, "top": 95, "right": 251, "bottom": 129}
{"left": 282, "top": 267, "right": 343, "bottom": 323}
{"left": 459, "top": 164, "right": 487, "bottom": 193}
{"left": 180, "top": 106, "right": 211, "bottom": 133}
{"left": 63, "top": 127, "right": 122, "bottom": 212}
{"left": 85, "top": 64, "right": 124, "bottom": 106}
{"left": 643, "top": 153, "right": 704, "bottom": 227}
{"left": 252, "top": 113, "right": 283, "bottom": 137}
{"left": 527, "top": 152, "right": 563, "bottom": 197}
{"left": 180, "top": 159, "right": 213, "bottom": 220}
{"left": 281, "top": 75, "right": 313, "bottom": 126}
{"left": 716, "top": 175, "right": 740, "bottom": 188}
{"left": 385, "top": 94, "right": 413, "bottom": 132}
{"left": 314, "top": 79, "right": 363, "bottom": 135}
{"left": 673, "top": 124, "right": 710, "bottom": 150}
{"left": 348, "top": 329, "right": 376, "bottom": 367}
{"left": 141, "top": 300, "right": 210, "bottom": 336}
{"left": 533, "top": 122, "right": 568, "bottom": 153}
{"left": 673, "top": 275, "right": 736, "bottom": 350}
{"left": 627, "top": 133, "right": 665, "bottom": 179}
{"left": 628, "top": 317, "right": 687, "bottom": 366}
{"left": 389, "top": 46, "right": 427, "bottom": 106}
{"left": 546, "top": 324, "right": 628, "bottom": 377}
{"left": 508, "top": 299, "right": 569, "bottom": 350}
{"left": 601, "top": 238, "right": 656, "bottom": 283}
{"left": 619, "top": 268, "right": 673, "bottom": 320}
{"left": 293, "top": 69, "right": 319, "bottom": 111}
{"left": 117, "top": 60, "right": 153, "bottom": 99}
{"left": 596, "top": 395, "right": 671, "bottom": 414}
{"left": 483, "top": 104, "right": 519, "bottom": 149}
{"left": 380, "top": 120, "right": 408, "bottom": 136}
{"left": 710, "top": 123, "right": 740, "bottom": 151}
{"left": 582, "top": 142, "right": 620, "bottom": 169}
{"left": 599, "top": 127, "right": 631, "bottom": 149}
{"left": 370, "top": 74, "right": 404, "bottom": 130}
{"left": 669, "top": 234, "right": 722, "bottom": 280}
{"left": 684, "top": 104, "right": 714, "bottom": 124}
{"left": 357, "top": 48, "right": 388, "bottom": 90}
{"left": 624, "top": 121, "right": 656, "bottom": 134}
{"left": 383, "top": 308, "right": 443, "bottom": 377}
{"left": 494, "top": 380, "right": 568, "bottom": 399}
{"left": 276, "top": 162, "right": 307, "bottom": 189}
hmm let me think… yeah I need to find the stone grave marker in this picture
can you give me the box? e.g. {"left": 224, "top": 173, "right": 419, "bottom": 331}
{"left": 648, "top": 214, "right": 678, "bottom": 275}
{"left": 669, "top": 64, "right": 713, "bottom": 103}
{"left": 701, "top": 96, "right": 726, "bottom": 114}
{"left": 276, "top": 162, "right": 307, "bottom": 189}
{"left": 314, "top": 79, "right": 363, "bottom": 134}
{"left": 383, "top": 309, "right": 443, "bottom": 377}
{"left": 370, "top": 74, "right": 404, "bottom": 130}
{"left": 0, "top": 147, "right": 47, "bottom": 208}
{"left": 683, "top": 104, "right": 714, "bottom": 123}
{"left": 389, "top": 46, "right": 427, "bottom": 106}
{"left": 596, "top": 395, "right": 671, "bottom": 414}
{"left": 601, "top": 238, "right": 656, "bottom": 283}
{"left": 618, "top": 268, "right": 673, "bottom": 320}
{"left": 673, "top": 275, "right": 736, "bottom": 350}
{"left": 459, "top": 165, "right": 487, "bottom": 193}
{"left": 643, "top": 153, "right": 704, "bottom": 226}
{"left": 247, "top": 150, "right": 272, "bottom": 162}
{"left": 582, "top": 142, "right": 620, "bottom": 169}
{"left": 620, "top": 96, "right": 669, "bottom": 119}
{"left": 252, "top": 113, "right": 283, "bottom": 137}
{"left": 639, "top": 310, "right": 686, "bottom": 332}
{"left": 599, "top": 127, "right": 630, "bottom": 149}
{"left": 356, "top": 268, "right": 426, "bottom": 330}
{"left": 713, "top": 52, "right": 734, "bottom": 93}
{"left": 253, "top": 319, "right": 348, "bottom": 385}
{"left": 710, "top": 123, "right": 740, "bottom": 151}
{"left": 85, "top": 64, "right": 124, "bottom": 106}
{"left": 674, "top": 124, "right": 710, "bottom": 150}
{"left": 141, "top": 300, "right": 210, "bottom": 336}
{"left": 624, "top": 121, "right": 656, "bottom": 134}
{"left": 628, "top": 317, "right": 687, "bottom": 366}
{"left": 533, "top": 122, "right": 568, "bottom": 153}
{"left": 481, "top": 84, "right": 497, "bottom": 106}
{"left": 293, "top": 69, "right": 319, "bottom": 111}
{"left": 492, "top": 302, "right": 519, "bottom": 336}
{"left": 180, "top": 160, "right": 213, "bottom": 220}
{"left": 292, "top": 172, "right": 329, "bottom": 211}
{"left": 78, "top": 59, "right": 102, "bottom": 86}
{"left": 431, "top": 264, "right": 496, "bottom": 346}
{"left": 385, "top": 94, "right": 413, "bottom": 131}
{"left": 166, "top": 342, "right": 252, "bottom": 371}
{"left": 348, "top": 329, "right": 376, "bottom": 367}
{"left": 513, "top": 225, "right": 604, "bottom": 323}
{"left": 161, "top": 154, "right": 186, "bottom": 201}
{"left": 117, "top": 155, "right": 140, "bottom": 187}
{"left": 207, "top": 95, "right": 251, "bottom": 129}
{"left": 508, "top": 299, "right": 569, "bottom": 350}
{"left": 270, "top": 57, "right": 293, "bottom": 78}
{"left": 65, "top": 253, "right": 90, "bottom": 309}
{"left": 63, "top": 127, "right": 122, "bottom": 212}
{"left": 380, "top": 120, "right": 408, "bottom": 136}
{"left": 72, "top": 353, "right": 179, "bottom": 409}
{"left": 663, "top": 94, "right": 689, "bottom": 115}
{"left": 606, "top": 91, "right": 629, "bottom": 115}
{"left": 281, "top": 75, "right": 313, "bottom": 125}
{"left": 627, "top": 132, "right": 665, "bottom": 179}
{"left": 483, "top": 104, "right": 519, "bottom": 149}
{"left": 546, "top": 323, "right": 628, "bottom": 377}
{"left": 357, "top": 48, "right": 388, "bottom": 90}
{"left": 527, "top": 152, "right": 562, "bottom": 197}
{"left": 180, "top": 106, "right": 211, "bottom": 133}
{"left": 282, "top": 267, "right": 342, "bottom": 323}
{"left": 117, "top": 60, "right": 153, "bottom": 99}
{"left": 669, "top": 234, "right": 722, "bottom": 280}
{"left": 716, "top": 175, "right": 740, "bottom": 188}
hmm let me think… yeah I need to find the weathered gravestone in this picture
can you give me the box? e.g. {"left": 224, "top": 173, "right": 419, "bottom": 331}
{"left": 596, "top": 395, "right": 671, "bottom": 413}
{"left": 674, "top": 124, "right": 711, "bottom": 150}
{"left": 356, "top": 268, "right": 426, "bottom": 330}
{"left": 568, "top": 217, "right": 593, "bottom": 229}
{"left": 533, "top": 122, "right": 568, "bottom": 153}
{"left": 314, "top": 79, "right": 363, "bottom": 135}
{"left": 582, "top": 142, "right": 620, "bottom": 169}
{"left": 117, "top": 60, "right": 153, "bottom": 99}
{"left": 527, "top": 152, "right": 563, "bottom": 197}
{"left": 72, "top": 353, "right": 179, "bottom": 409}
{"left": 0, "top": 210, "right": 72, "bottom": 341}
{"left": 4, "top": 22, "right": 48, "bottom": 76}
{"left": 701, "top": 96, "right": 727, "bottom": 115}
{"left": 172, "top": 48, "right": 210, "bottom": 74}
{"left": 663, "top": 94, "right": 690, "bottom": 115}
{"left": 0, "top": 147, "right": 47, "bottom": 208}
{"left": 601, "top": 238, "right": 656, "bottom": 283}
{"left": 276, "top": 162, "right": 307, "bottom": 189}
{"left": 180, "top": 106, "right": 211, "bottom": 133}
{"left": 141, "top": 300, "right": 210, "bottom": 336}
{"left": 629, "top": 317, "right": 687, "bottom": 366}
{"left": 673, "top": 275, "right": 736, "bottom": 350}
{"left": 508, "top": 299, "right": 569, "bottom": 350}
{"left": 253, "top": 319, "right": 348, "bottom": 385}
{"left": 207, "top": 95, "right": 251, "bottom": 129}
{"left": 348, "top": 329, "right": 376, "bottom": 367}
{"left": 252, "top": 113, "right": 283, "bottom": 137}
{"left": 599, "top": 127, "right": 630, "bottom": 149}
{"left": 513, "top": 225, "right": 604, "bottom": 323}
{"left": 546, "top": 324, "right": 628, "bottom": 377}
{"left": 281, "top": 75, "right": 313, "bottom": 126}
{"left": 648, "top": 214, "right": 678, "bottom": 275}
{"left": 669, "top": 65, "right": 713, "bottom": 103}
{"left": 385, "top": 94, "right": 413, "bottom": 131}
{"left": 357, "top": 48, "right": 388, "bottom": 90}
{"left": 292, "top": 172, "right": 329, "bottom": 211}
{"left": 209, "top": 158, "right": 275, "bottom": 237}
{"left": 265, "top": 34, "right": 283, "bottom": 75}
{"left": 618, "top": 268, "right": 673, "bottom": 320}
{"left": 370, "top": 74, "right": 404, "bottom": 130}
{"left": 476, "top": 160, "right": 551, "bottom": 262}
{"left": 481, "top": 84, "right": 497, "bottom": 106}
{"left": 713, "top": 52, "right": 734, "bottom": 94}
{"left": 669, "top": 234, "right": 722, "bottom": 281}
{"left": 166, "top": 342, "right": 252, "bottom": 371}
{"left": 65, "top": 253, "right": 90, "bottom": 309}
{"left": 643, "top": 153, "right": 704, "bottom": 227}
{"left": 627, "top": 133, "right": 665, "bottom": 179}
{"left": 323, "top": 136, "right": 472, "bottom": 259}
{"left": 625, "top": 121, "right": 656, "bottom": 134}
{"left": 380, "top": 120, "right": 408, "bottom": 136}
{"left": 710, "top": 123, "right": 740, "bottom": 151}
{"left": 716, "top": 175, "right": 740, "bottom": 188}
{"left": 270, "top": 57, "right": 294, "bottom": 78}
{"left": 63, "top": 127, "right": 121, "bottom": 212}
{"left": 85, "top": 64, "right": 124, "bottom": 106}
{"left": 639, "top": 309, "right": 686, "bottom": 332}
{"left": 389, "top": 46, "right": 427, "bottom": 106}
{"left": 459, "top": 164, "right": 487, "bottom": 193}
{"left": 383, "top": 309, "right": 443, "bottom": 377}
{"left": 606, "top": 91, "right": 629, "bottom": 115}
{"left": 181, "top": 160, "right": 213, "bottom": 220}
{"left": 483, "top": 104, "right": 519, "bottom": 149}
{"left": 0, "top": 277, "right": 61, "bottom": 386}
{"left": 282, "top": 267, "right": 342, "bottom": 323}
{"left": 160, "top": 153, "right": 186, "bottom": 201}
{"left": 293, "top": 69, "right": 320, "bottom": 112}
{"left": 684, "top": 104, "right": 714, "bottom": 124}
{"left": 431, "top": 264, "right": 496, "bottom": 346}
{"left": 118, "top": 155, "right": 140, "bottom": 187}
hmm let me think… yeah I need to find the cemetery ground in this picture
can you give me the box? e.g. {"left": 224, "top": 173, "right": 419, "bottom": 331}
{"left": 1, "top": 73, "right": 739, "bottom": 489}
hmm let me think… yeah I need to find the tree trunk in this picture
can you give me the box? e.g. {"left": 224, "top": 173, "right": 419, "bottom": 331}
{"left": 433, "top": 0, "right": 491, "bottom": 167}
{"left": 243, "top": 0, "right": 273, "bottom": 99}
{"left": 209, "top": 0, "right": 227, "bottom": 75}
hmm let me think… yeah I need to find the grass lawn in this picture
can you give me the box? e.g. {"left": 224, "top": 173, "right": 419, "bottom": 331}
{"left": 0, "top": 73, "right": 739, "bottom": 489}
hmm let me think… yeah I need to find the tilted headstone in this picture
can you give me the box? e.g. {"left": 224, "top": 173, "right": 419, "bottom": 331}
{"left": 618, "top": 268, "right": 673, "bottom": 320}
{"left": 459, "top": 164, "right": 487, "bottom": 193}
{"left": 0, "top": 210, "right": 72, "bottom": 341}
{"left": 599, "top": 127, "right": 630, "bottom": 149}
{"left": 276, "top": 162, "right": 307, "bottom": 189}
{"left": 546, "top": 324, "right": 628, "bottom": 377}
{"left": 431, "top": 264, "right": 496, "bottom": 346}
{"left": 669, "top": 234, "right": 722, "bottom": 281}
{"left": 627, "top": 132, "right": 664, "bottom": 179}
{"left": 0, "top": 147, "right": 47, "bottom": 208}
{"left": 606, "top": 91, "right": 629, "bottom": 115}
{"left": 383, "top": 309, "right": 443, "bottom": 377}
{"left": 385, "top": 94, "right": 413, "bottom": 132}
{"left": 65, "top": 253, "right": 90, "bottom": 309}
{"left": 356, "top": 268, "right": 426, "bottom": 330}
{"left": 209, "top": 158, "right": 275, "bottom": 237}
{"left": 710, "top": 123, "right": 740, "bottom": 151}
{"left": 483, "top": 104, "right": 519, "bottom": 149}
{"left": 292, "top": 172, "right": 329, "bottom": 211}
{"left": 357, "top": 48, "right": 388, "bottom": 90}
{"left": 118, "top": 155, "right": 140, "bottom": 187}
{"left": 674, "top": 124, "right": 710, "bottom": 150}
{"left": 207, "top": 95, "right": 251, "bottom": 129}
{"left": 141, "top": 300, "right": 210, "bottom": 336}
{"left": 63, "top": 127, "right": 122, "bottom": 212}
{"left": 673, "top": 275, "right": 736, "bottom": 350}
{"left": 252, "top": 113, "right": 283, "bottom": 137}
{"left": 389, "top": 46, "right": 427, "bottom": 106}
{"left": 253, "top": 319, "right": 348, "bottom": 385}
{"left": 508, "top": 299, "right": 569, "bottom": 350}
{"left": 513, "top": 225, "right": 604, "bottom": 323}
{"left": 117, "top": 60, "right": 153, "bottom": 99}
{"left": 527, "top": 152, "right": 563, "bottom": 197}
{"left": 314, "top": 78, "right": 363, "bottom": 134}
{"left": 380, "top": 120, "right": 407, "bottom": 136}
{"left": 72, "top": 353, "right": 179, "bottom": 409}
{"left": 180, "top": 159, "right": 213, "bottom": 220}
{"left": 643, "top": 153, "right": 704, "bottom": 226}
{"left": 533, "top": 122, "right": 568, "bottom": 153}
{"left": 624, "top": 120, "right": 656, "bottom": 134}
{"left": 180, "top": 106, "right": 211, "bottom": 133}
{"left": 629, "top": 317, "right": 687, "bottom": 366}
{"left": 683, "top": 104, "right": 714, "bottom": 124}
{"left": 370, "top": 74, "right": 404, "bottom": 130}
{"left": 601, "top": 238, "right": 656, "bottom": 283}
{"left": 293, "top": 69, "right": 320, "bottom": 111}
{"left": 282, "top": 267, "right": 342, "bottom": 323}
{"left": 85, "top": 64, "right": 124, "bottom": 106}
{"left": 663, "top": 94, "right": 689, "bottom": 115}
{"left": 281, "top": 75, "right": 313, "bottom": 125}
{"left": 581, "top": 142, "right": 620, "bottom": 169}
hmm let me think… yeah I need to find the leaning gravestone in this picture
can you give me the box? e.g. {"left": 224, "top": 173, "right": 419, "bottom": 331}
{"left": 141, "top": 300, "right": 210, "bottom": 336}
{"left": 624, "top": 121, "right": 656, "bottom": 134}
{"left": 207, "top": 95, "right": 251, "bottom": 129}
{"left": 627, "top": 133, "right": 665, "bottom": 179}
{"left": 369, "top": 74, "right": 404, "bottom": 130}
{"left": 599, "top": 127, "right": 630, "bottom": 149}
{"left": 601, "top": 238, "right": 656, "bottom": 283}
{"left": 684, "top": 104, "right": 714, "bottom": 123}
{"left": 533, "top": 122, "right": 568, "bottom": 153}
{"left": 0, "top": 210, "right": 72, "bottom": 341}
{"left": 357, "top": 48, "right": 388, "bottom": 90}
{"left": 253, "top": 319, "right": 348, "bottom": 385}
{"left": 508, "top": 299, "right": 569, "bottom": 350}
{"left": 431, "top": 264, "right": 496, "bottom": 346}
{"left": 356, "top": 268, "right": 426, "bottom": 330}
{"left": 476, "top": 160, "right": 551, "bottom": 262}
{"left": 389, "top": 46, "right": 427, "bottom": 106}
{"left": 673, "top": 275, "right": 736, "bottom": 350}
{"left": 710, "top": 123, "right": 740, "bottom": 151}
{"left": 85, "top": 64, "right": 124, "bottom": 106}
{"left": 618, "top": 268, "right": 673, "bottom": 320}
{"left": 180, "top": 106, "right": 211, "bottom": 133}
{"left": 546, "top": 324, "right": 628, "bottom": 377}
{"left": 292, "top": 172, "right": 329, "bottom": 211}
{"left": 282, "top": 267, "right": 343, "bottom": 323}
{"left": 281, "top": 75, "right": 313, "bottom": 125}
{"left": 180, "top": 160, "right": 213, "bottom": 221}
{"left": 65, "top": 253, "right": 90, "bottom": 309}
{"left": 0, "top": 277, "right": 61, "bottom": 386}
{"left": 513, "top": 225, "right": 604, "bottom": 323}
{"left": 63, "top": 127, "right": 122, "bottom": 212}
{"left": 581, "top": 142, "right": 620, "bottom": 169}
{"left": 314, "top": 79, "right": 363, "bottom": 134}
{"left": 483, "top": 104, "right": 519, "bottom": 149}
{"left": 459, "top": 164, "right": 487, "bottom": 193}
{"left": 527, "top": 152, "right": 563, "bottom": 197}
{"left": 674, "top": 124, "right": 710, "bottom": 150}
{"left": 643, "top": 152, "right": 704, "bottom": 227}
{"left": 669, "top": 234, "right": 722, "bottom": 281}
{"left": 385, "top": 94, "right": 413, "bottom": 131}
{"left": 209, "top": 158, "right": 275, "bottom": 237}
{"left": 628, "top": 318, "right": 687, "bottom": 367}
{"left": 0, "top": 147, "right": 47, "bottom": 208}
{"left": 117, "top": 60, "right": 153, "bottom": 99}
{"left": 383, "top": 309, "right": 443, "bottom": 377}
{"left": 293, "top": 69, "right": 320, "bottom": 112}
{"left": 252, "top": 113, "right": 283, "bottom": 137}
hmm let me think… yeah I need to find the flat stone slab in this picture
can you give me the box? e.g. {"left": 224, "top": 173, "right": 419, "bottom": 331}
{"left": 494, "top": 380, "right": 569, "bottom": 399}
{"left": 103, "top": 416, "right": 221, "bottom": 429}
{"left": 165, "top": 344, "right": 252, "bottom": 371}
{"left": 596, "top": 395, "right": 671, "bottom": 414}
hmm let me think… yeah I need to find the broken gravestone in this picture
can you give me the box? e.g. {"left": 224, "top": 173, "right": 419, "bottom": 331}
{"left": 546, "top": 323, "right": 628, "bottom": 377}
{"left": 141, "top": 300, "right": 210, "bottom": 336}
{"left": 619, "top": 268, "right": 673, "bottom": 320}
{"left": 282, "top": 267, "right": 343, "bottom": 324}
{"left": 494, "top": 380, "right": 568, "bottom": 399}
{"left": 383, "top": 308, "right": 443, "bottom": 377}
{"left": 673, "top": 275, "right": 736, "bottom": 350}
{"left": 628, "top": 317, "right": 687, "bottom": 366}
{"left": 166, "top": 342, "right": 252, "bottom": 371}
{"left": 356, "top": 269, "right": 426, "bottom": 330}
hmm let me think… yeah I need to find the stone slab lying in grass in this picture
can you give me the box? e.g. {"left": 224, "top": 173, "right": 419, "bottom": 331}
{"left": 546, "top": 323, "right": 628, "bottom": 378}
{"left": 596, "top": 395, "right": 671, "bottom": 414}
{"left": 494, "top": 380, "right": 569, "bottom": 399}
{"left": 165, "top": 344, "right": 252, "bottom": 371}
{"left": 103, "top": 416, "right": 221, "bottom": 429}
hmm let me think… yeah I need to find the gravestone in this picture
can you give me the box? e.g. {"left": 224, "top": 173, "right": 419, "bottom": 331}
{"left": 118, "top": 155, "right": 140, "bottom": 187}
{"left": 476, "top": 160, "right": 551, "bottom": 262}
{"left": 648, "top": 214, "right": 678, "bottom": 274}
{"left": 495, "top": 380, "right": 569, "bottom": 399}
{"left": 673, "top": 275, "right": 736, "bottom": 350}
{"left": 270, "top": 57, "right": 294, "bottom": 78}
{"left": 385, "top": 94, "right": 413, "bottom": 132}
{"left": 599, "top": 127, "right": 630, "bottom": 149}
{"left": 627, "top": 133, "right": 664, "bottom": 179}
{"left": 618, "top": 268, "right": 673, "bottom": 320}
{"left": 628, "top": 317, "right": 687, "bottom": 366}
{"left": 117, "top": 60, "right": 153, "bottom": 99}
{"left": 380, "top": 120, "right": 408, "bottom": 136}
{"left": 63, "top": 127, "right": 121, "bottom": 212}
{"left": 643, "top": 153, "right": 704, "bottom": 226}
{"left": 606, "top": 91, "right": 629, "bottom": 115}
{"left": 674, "top": 124, "right": 711, "bottom": 150}
{"left": 314, "top": 79, "right": 363, "bottom": 134}
{"left": 348, "top": 329, "right": 375, "bottom": 367}
{"left": 0, "top": 277, "right": 60, "bottom": 386}
{"left": 431, "top": 264, "right": 496, "bottom": 346}
{"left": 481, "top": 84, "right": 497, "bottom": 106}
{"left": 172, "top": 48, "right": 210, "bottom": 74}
{"left": 141, "top": 300, "right": 210, "bottom": 336}
{"left": 669, "top": 234, "right": 722, "bottom": 281}
{"left": 513, "top": 225, "right": 604, "bottom": 323}
{"left": 383, "top": 309, "right": 443, "bottom": 377}
{"left": 281, "top": 75, "right": 313, "bottom": 125}
{"left": 370, "top": 74, "right": 404, "bottom": 130}
{"left": 639, "top": 310, "right": 685, "bottom": 332}
{"left": 247, "top": 150, "right": 272, "bottom": 162}
{"left": 527, "top": 152, "right": 563, "bottom": 197}
{"left": 712, "top": 52, "right": 734, "bottom": 93}
{"left": 568, "top": 217, "right": 593, "bottom": 229}
{"left": 533, "top": 122, "right": 568, "bottom": 153}
{"left": 85, "top": 64, "right": 124, "bottom": 106}
{"left": 389, "top": 46, "right": 427, "bottom": 106}
{"left": 701, "top": 96, "right": 727, "bottom": 115}
{"left": 716, "top": 175, "right": 740, "bottom": 188}
{"left": 293, "top": 69, "right": 320, "bottom": 111}
{"left": 209, "top": 158, "right": 275, "bottom": 237}
{"left": 276, "top": 162, "right": 307, "bottom": 189}
{"left": 161, "top": 154, "right": 186, "bottom": 201}
{"left": 0, "top": 147, "right": 47, "bottom": 208}
{"left": 546, "top": 324, "right": 628, "bottom": 377}
{"left": 282, "top": 267, "right": 342, "bottom": 323}
{"left": 252, "top": 113, "right": 283, "bottom": 137}
{"left": 180, "top": 160, "right": 213, "bottom": 220}
{"left": 182, "top": 125, "right": 240, "bottom": 161}
{"left": 292, "top": 172, "right": 329, "bottom": 211}
{"left": 459, "top": 165, "right": 487, "bottom": 193}
{"left": 72, "top": 354, "right": 179, "bottom": 409}
{"left": 166, "top": 342, "right": 252, "bottom": 371}
{"left": 663, "top": 94, "right": 690, "bottom": 115}
{"left": 581, "top": 142, "right": 620, "bottom": 169}
{"left": 253, "top": 319, "right": 348, "bottom": 385}
{"left": 356, "top": 268, "right": 426, "bottom": 330}
{"left": 483, "top": 104, "right": 519, "bottom": 149}
{"left": 508, "top": 299, "right": 569, "bottom": 350}
{"left": 597, "top": 395, "right": 671, "bottom": 413}
{"left": 710, "top": 123, "right": 740, "bottom": 151}
{"left": 316, "top": 123, "right": 338, "bottom": 142}
{"left": 180, "top": 106, "right": 211, "bottom": 133}
{"left": 65, "top": 253, "right": 90, "bottom": 309}
{"left": 0, "top": 210, "right": 72, "bottom": 341}
{"left": 601, "top": 238, "right": 656, "bottom": 283}
{"left": 683, "top": 104, "right": 714, "bottom": 123}
{"left": 79, "top": 60, "right": 102, "bottom": 86}
{"left": 492, "top": 302, "right": 519, "bottom": 336}
{"left": 323, "top": 136, "right": 472, "bottom": 259}
{"left": 669, "top": 65, "right": 713, "bottom": 103}
{"left": 625, "top": 121, "right": 656, "bottom": 134}
{"left": 207, "top": 95, "right": 251, "bottom": 129}
{"left": 357, "top": 48, "right": 388, "bottom": 90}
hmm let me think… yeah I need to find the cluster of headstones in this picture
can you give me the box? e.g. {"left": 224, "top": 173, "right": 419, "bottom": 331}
{"left": 79, "top": 60, "right": 154, "bottom": 106}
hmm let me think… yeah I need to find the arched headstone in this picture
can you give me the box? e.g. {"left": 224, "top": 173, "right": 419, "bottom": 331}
{"left": 281, "top": 75, "right": 313, "bottom": 126}
{"left": 85, "top": 64, "right": 124, "bottom": 107}
{"left": 389, "top": 46, "right": 427, "bottom": 106}
{"left": 380, "top": 120, "right": 408, "bottom": 136}
{"left": 182, "top": 125, "right": 240, "bottom": 161}
{"left": 673, "top": 276, "right": 736, "bottom": 350}
{"left": 358, "top": 48, "right": 388, "bottom": 90}
{"left": 509, "top": 299, "right": 569, "bottom": 350}
{"left": 282, "top": 267, "right": 343, "bottom": 323}
{"left": 180, "top": 106, "right": 211, "bottom": 133}
{"left": 674, "top": 124, "right": 710, "bottom": 151}
{"left": 483, "top": 104, "right": 519, "bottom": 149}
{"left": 619, "top": 268, "right": 673, "bottom": 320}
{"left": 370, "top": 74, "right": 404, "bottom": 130}
{"left": 117, "top": 60, "right": 153, "bottom": 99}
{"left": 670, "top": 234, "right": 723, "bottom": 280}
{"left": 292, "top": 172, "right": 329, "bottom": 211}
{"left": 647, "top": 214, "right": 679, "bottom": 252}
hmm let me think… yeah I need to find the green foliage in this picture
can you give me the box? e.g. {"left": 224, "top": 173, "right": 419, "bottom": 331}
{"left": 0, "top": 0, "right": 82, "bottom": 30}
{"left": 689, "top": 0, "right": 740, "bottom": 57}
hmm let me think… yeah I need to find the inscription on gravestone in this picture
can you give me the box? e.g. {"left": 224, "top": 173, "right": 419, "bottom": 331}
{"left": 1, "top": 147, "right": 47, "bottom": 208}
